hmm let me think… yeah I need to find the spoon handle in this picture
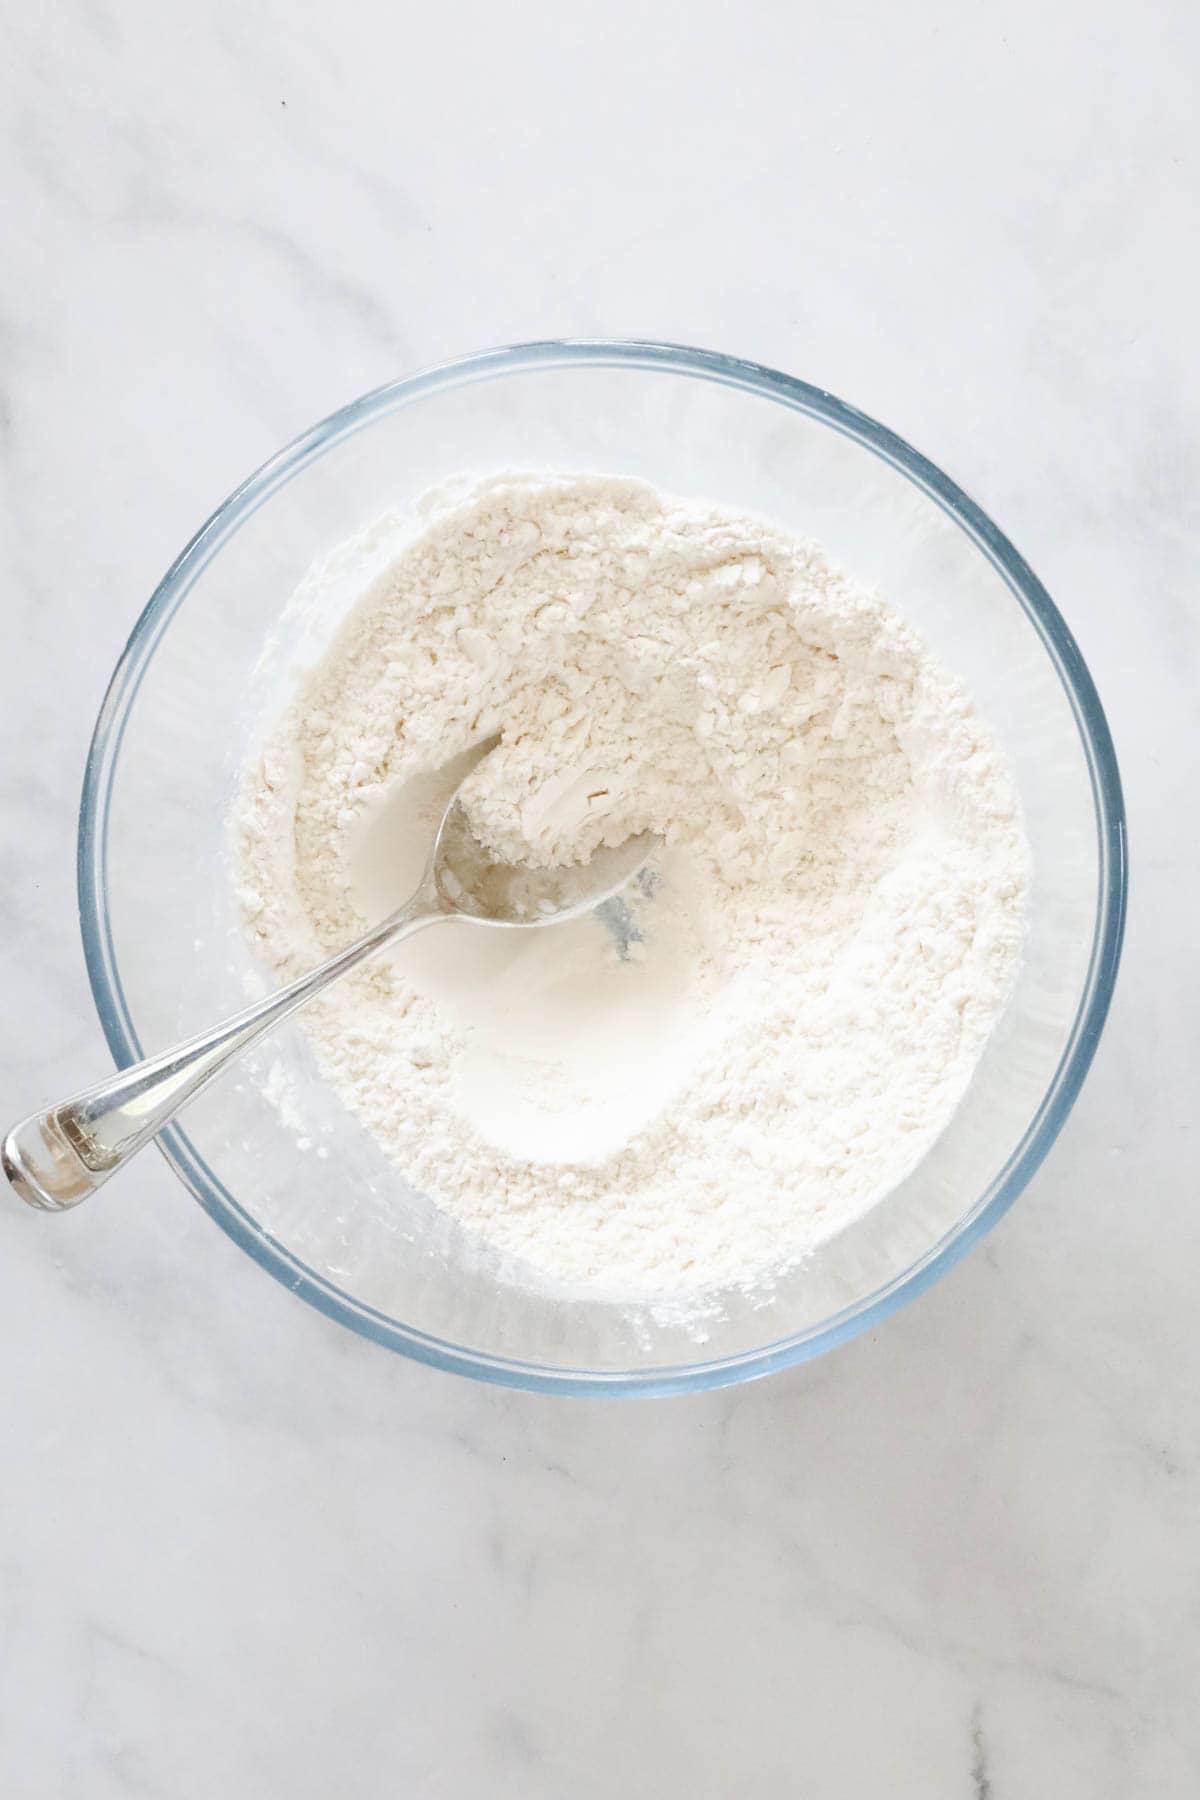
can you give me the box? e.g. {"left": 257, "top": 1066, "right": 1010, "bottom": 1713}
{"left": 3, "top": 893, "right": 443, "bottom": 1211}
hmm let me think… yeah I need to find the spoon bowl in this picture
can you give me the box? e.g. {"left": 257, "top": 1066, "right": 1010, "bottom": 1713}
{"left": 432, "top": 795, "right": 656, "bottom": 928}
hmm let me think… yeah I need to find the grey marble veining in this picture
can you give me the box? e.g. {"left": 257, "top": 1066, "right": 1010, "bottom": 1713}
{"left": 1, "top": 1, "right": 1197, "bottom": 1794}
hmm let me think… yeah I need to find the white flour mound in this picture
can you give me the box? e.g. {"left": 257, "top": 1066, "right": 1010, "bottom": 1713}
{"left": 236, "top": 473, "right": 1028, "bottom": 1297}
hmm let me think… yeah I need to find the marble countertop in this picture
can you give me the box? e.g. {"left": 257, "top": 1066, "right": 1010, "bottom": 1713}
{"left": 2, "top": 1, "right": 1196, "bottom": 1793}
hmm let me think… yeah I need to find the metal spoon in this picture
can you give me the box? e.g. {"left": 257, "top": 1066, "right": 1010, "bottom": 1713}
{"left": 3, "top": 740, "right": 655, "bottom": 1212}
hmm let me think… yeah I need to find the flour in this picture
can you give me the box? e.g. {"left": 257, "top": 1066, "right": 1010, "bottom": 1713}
{"left": 236, "top": 473, "right": 1028, "bottom": 1297}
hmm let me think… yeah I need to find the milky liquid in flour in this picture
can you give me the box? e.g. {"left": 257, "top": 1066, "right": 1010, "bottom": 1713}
{"left": 346, "top": 751, "right": 720, "bottom": 1165}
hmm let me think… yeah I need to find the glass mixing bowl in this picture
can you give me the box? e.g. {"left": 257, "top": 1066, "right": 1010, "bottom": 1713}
{"left": 79, "top": 340, "right": 1127, "bottom": 1394}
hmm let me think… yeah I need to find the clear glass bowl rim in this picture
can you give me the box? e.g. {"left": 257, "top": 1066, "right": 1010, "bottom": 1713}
{"left": 77, "top": 338, "right": 1128, "bottom": 1397}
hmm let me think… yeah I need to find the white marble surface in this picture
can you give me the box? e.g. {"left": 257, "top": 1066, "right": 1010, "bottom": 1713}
{"left": 1, "top": 0, "right": 1196, "bottom": 1792}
